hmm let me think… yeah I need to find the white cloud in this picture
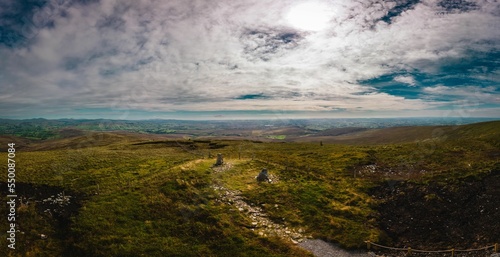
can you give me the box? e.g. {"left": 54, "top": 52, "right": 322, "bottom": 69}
{"left": 394, "top": 75, "right": 417, "bottom": 86}
{"left": 423, "top": 85, "right": 499, "bottom": 106}
{"left": 0, "top": 0, "right": 499, "bottom": 118}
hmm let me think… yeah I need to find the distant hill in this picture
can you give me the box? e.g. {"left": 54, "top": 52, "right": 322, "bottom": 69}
{"left": 296, "top": 120, "right": 500, "bottom": 145}
{"left": 301, "top": 125, "right": 451, "bottom": 144}
{"left": 0, "top": 135, "right": 33, "bottom": 151}
{"left": 445, "top": 120, "right": 500, "bottom": 146}
{"left": 314, "top": 127, "right": 369, "bottom": 137}
{"left": 19, "top": 131, "right": 164, "bottom": 151}
{"left": 1, "top": 119, "right": 498, "bottom": 148}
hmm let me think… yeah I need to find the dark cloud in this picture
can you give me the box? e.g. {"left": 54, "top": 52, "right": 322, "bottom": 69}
{"left": 379, "top": 0, "right": 421, "bottom": 24}
{"left": 437, "top": 0, "right": 479, "bottom": 14}
{"left": 75, "top": 0, "right": 100, "bottom": 4}
{"left": 0, "top": 0, "right": 47, "bottom": 47}
{"left": 240, "top": 28, "right": 302, "bottom": 61}
{"left": 0, "top": 0, "right": 106, "bottom": 48}
{"left": 235, "top": 93, "right": 269, "bottom": 100}
{"left": 0, "top": 27, "right": 21, "bottom": 47}
{"left": 96, "top": 13, "right": 127, "bottom": 31}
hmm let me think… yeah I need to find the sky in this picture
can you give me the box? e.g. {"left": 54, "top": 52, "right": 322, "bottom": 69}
{"left": 0, "top": 0, "right": 499, "bottom": 120}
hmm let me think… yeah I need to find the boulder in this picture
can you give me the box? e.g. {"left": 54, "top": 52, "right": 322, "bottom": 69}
{"left": 256, "top": 168, "right": 270, "bottom": 182}
{"left": 214, "top": 153, "right": 224, "bottom": 166}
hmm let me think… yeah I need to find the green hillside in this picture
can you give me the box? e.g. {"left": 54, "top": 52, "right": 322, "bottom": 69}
{"left": 1, "top": 121, "right": 498, "bottom": 256}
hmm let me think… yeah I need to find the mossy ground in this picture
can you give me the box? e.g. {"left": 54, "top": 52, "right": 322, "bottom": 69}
{"left": 1, "top": 141, "right": 313, "bottom": 257}
{"left": 0, "top": 121, "right": 498, "bottom": 256}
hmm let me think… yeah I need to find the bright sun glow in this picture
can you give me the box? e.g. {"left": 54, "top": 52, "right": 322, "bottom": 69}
{"left": 286, "top": 2, "right": 332, "bottom": 31}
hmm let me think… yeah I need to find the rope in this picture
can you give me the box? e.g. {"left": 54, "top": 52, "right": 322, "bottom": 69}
{"left": 454, "top": 245, "right": 496, "bottom": 252}
{"left": 365, "top": 241, "right": 497, "bottom": 253}
{"left": 367, "top": 241, "right": 409, "bottom": 251}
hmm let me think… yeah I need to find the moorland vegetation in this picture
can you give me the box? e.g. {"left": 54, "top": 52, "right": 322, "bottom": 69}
{"left": 0, "top": 120, "right": 498, "bottom": 256}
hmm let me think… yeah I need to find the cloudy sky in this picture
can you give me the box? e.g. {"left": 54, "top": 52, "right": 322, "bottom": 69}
{"left": 0, "top": 0, "right": 499, "bottom": 120}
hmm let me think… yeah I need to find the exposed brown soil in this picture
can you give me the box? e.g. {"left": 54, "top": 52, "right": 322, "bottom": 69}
{"left": 0, "top": 182, "right": 87, "bottom": 255}
{"left": 0, "top": 182, "right": 86, "bottom": 221}
{"left": 371, "top": 168, "right": 500, "bottom": 251}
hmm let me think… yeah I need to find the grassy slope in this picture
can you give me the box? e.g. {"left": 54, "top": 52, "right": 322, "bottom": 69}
{"left": 216, "top": 121, "right": 500, "bottom": 248}
{"left": 217, "top": 146, "right": 383, "bottom": 248}
{"left": 294, "top": 120, "right": 500, "bottom": 145}
{"left": 0, "top": 121, "right": 498, "bottom": 255}
{"left": 0, "top": 135, "right": 311, "bottom": 257}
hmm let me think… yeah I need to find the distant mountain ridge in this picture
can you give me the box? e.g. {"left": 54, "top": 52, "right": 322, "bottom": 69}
{"left": 1, "top": 120, "right": 498, "bottom": 151}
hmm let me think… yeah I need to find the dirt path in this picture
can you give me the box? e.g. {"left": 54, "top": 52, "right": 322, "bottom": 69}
{"left": 210, "top": 161, "right": 374, "bottom": 257}
{"left": 212, "top": 184, "right": 307, "bottom": 243}
{"left": 299, "top": 239, "right": 373, "bottom": 257}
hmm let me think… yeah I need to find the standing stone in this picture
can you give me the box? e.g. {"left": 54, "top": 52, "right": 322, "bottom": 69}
{"left": 215, "top": 153, "right": 224, "bottom": 166}
{"left": 256, "top": 168, "right": 270, "bottom": 182}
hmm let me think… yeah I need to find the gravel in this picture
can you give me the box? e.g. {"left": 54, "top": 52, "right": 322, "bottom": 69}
{"left": 299, "top": 239, "right": 374, "bottom": 257}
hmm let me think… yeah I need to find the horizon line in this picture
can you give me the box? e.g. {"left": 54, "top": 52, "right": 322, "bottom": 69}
{"left": 1, "top": 117, "right": 499, "bottom": 122}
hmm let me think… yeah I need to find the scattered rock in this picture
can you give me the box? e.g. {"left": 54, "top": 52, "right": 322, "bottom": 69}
{"left": 299, "top": 239, "right": 372, "bottom": 257}
{"left": 211, "top": 161, "right": 374, "bottom": 257}
{"left": 211, "top": 162, "right": 232, "bottom": 173}
{"left": 212, "top": 183, "right": 310, "bottom": 243}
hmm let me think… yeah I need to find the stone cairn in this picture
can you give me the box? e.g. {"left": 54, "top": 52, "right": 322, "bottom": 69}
{"left": 256, "top": 168, "right": 270, "bottom": 183}
{"left": 214, "top": 153, "right": 224, "bottom": 166}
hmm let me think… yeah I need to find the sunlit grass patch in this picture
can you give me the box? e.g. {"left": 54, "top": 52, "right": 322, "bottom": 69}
{"left": 266, "top": 135, "right": 287, "bottom": 140}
